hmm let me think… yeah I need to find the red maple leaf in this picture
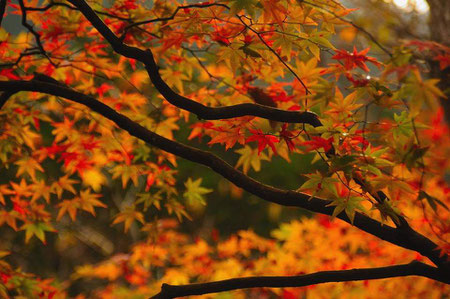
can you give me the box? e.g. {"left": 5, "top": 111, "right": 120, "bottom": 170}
{"left": 302, "top": 136, "right": 334, "bottom": 152}
{"left": 0, "top": 68, "right": 20, "bottom": 80}
{"left": 245, "top": 129, "right": 280, "bottom": 155}
{"left": 279, "top": 124, "right": 296, "bottom": 151}
{"left": 96, "top": 83, "right": 113, "bottom": 97}
{"left": 425, "top": 108, "right": 449, "bottom": 142}
{"left": 345, "top": 74, "right": 369, "bottom": 87}
{"left": 332, "top": 47, "right": 381, "bottom": 72}
{"left": 434, "top": 54, "right": 450, "bottom": 70}
{"left": 12, "top": 199, "right": 29, "bottom": 216}
{"left": 116, "top": 0, "right": 138, "bottom": 10}
{"left": 0, "top": 272, "right": 11, "bottom": 284}
{"left": 44, "top": 142, "right": 70, "bottom": 158}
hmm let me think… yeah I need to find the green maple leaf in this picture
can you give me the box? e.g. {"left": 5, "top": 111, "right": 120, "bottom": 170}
{"left": 183, "top": 178, "right": 212, "bottom": 206}
{"left": 229, "top": 0, "right": 258, "bottom": 17}
{"left": 22, "top": 222, "right": 56, "bottom": 244}
{"left": 327, "top": 196, "right": 366, "bottom": 224}
{"left": 235, "top": 145, "right": 269, "bottom": 174}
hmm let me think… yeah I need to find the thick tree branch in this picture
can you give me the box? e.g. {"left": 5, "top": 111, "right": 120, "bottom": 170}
{"left": 66, "top": 0, "right": 321, "bottom": 127}
{"left": 0, "top": 80, "right": 448, "bottom": 272}
{"left": 0, "top": 0, "right": 7, "bottom": 26}
{"left": 426, "top": 0, "right": 450, "bottom": 124}
{"left": 0, "top": 90, "right": 16, "bottom": 109}
{"left": 151, "top": 261, "right": 448, "bottom": 298}
{"left": 65, "top": 0, "right": 409, "bottom": 230}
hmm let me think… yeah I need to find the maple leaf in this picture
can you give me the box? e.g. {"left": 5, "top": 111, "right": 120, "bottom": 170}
{"left": 327, "top": 196, "right": 366, "bottom": 224}
{"left": 279, "top": 124, "right": 296, "bottom": 151}
{"left": 57, "top": 199, "right": 79, "bottom": 221}
{"left": 400, "top": 70, "right": 446, "bottom": 116}
{"left": 299, "top": 172, "right": 339, "bottom": 195}
{"left": 235, "top": 145, "right": 270, "bottom": 174}
{"left": 0, "top": 210, "right": 18, "bottom": 231}
{"left": 161, "top": 33, "right": 186, "bottom": 52}
{"left": 160, "top": 69, "right": 189, "bottom": 93}
{"left": 188, "top": 121, "right": 215, "bottom": 140}
{"left": 154, "top": 117, "right": 180, "bottom": 140}
{"left": 345, "top": 74, "right": 369, "bottom": 87}
{"left": 15, "top": 156, "right": 44, "bottom": 181}
{"left": 21, "top": 222, "right": 56, "bottom": 244}
{"left": 332, "top": 47, "right": 381, "bottom": 72}
{"left": 116, "top": 0, "right": 138, "bottom": 10}
{"left": 302, "top": 136, "right": 334, "bottom": 152}
{"left": 434, "top": 54, "right": 450, "bottom": 70}
{"left": 217, "top": 46, "right": 245, "bottom": 72}
{"left": 136, "top": 192, "right": 162, "bottom": 211}
{"left": 78, "top": 189, "right": 106, "bottom": 216}
{"left": 208, "top": 126, "right": 246, "bottom": 150}
{"left": 42, "top": 142, "right": 70, "bottom": 159}
{"left": 96, "top": 83, "right": 113, "bottom": 97}
{"left": 183, "top": 178, "right": 212, "bottom": 206}
{"left": 425, "top": 108, "right": 449, "bottom": 141}
{"left": 53, "top": 175, "right": 78, "bottom": 198}
{"left": 229, "top": 0, "right": 258, "bottom": 16}
{"left": 81, "top": 169, "right": 106, "bottom": 192}
{"left": 0, "top": 185, "right": 11, "bottom": 205}
{"left": 245, "top": 129, "right": 280, "bottom": 155}
{"left": 327, "top": 89, "right": 362, "bottom": 119}
{"left": 51, "top": 117, "right": 75, "bottom": 143}
{"left": 261, "top": 0, "right": 288, "bottom": 28}
{"left": 112, "top": 206, "right": 145, "bottom": 233}
{"left": 12, "top": 198, "right": 29, "bottom": 216}
{"left": 165, "top": 199, "right": 191, "bottom": 221}
{"left": 111, "top": 164, "right": 140, "bottom": 188}
{"left": 0, "top": 68, "right": 21, "bottom": 80}
{"left": 10, "top": 179, "right": 33, "bottom": 198}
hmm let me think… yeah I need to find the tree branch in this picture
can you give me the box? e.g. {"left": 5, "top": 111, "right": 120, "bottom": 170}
{"left": 17, "top": 0, "right": 55, "bottom": 66}
{"left": 65, "top": 0, "right": 321, "bottom": 127}
{"left": 63, "top": 0, "right": 409, "bottom": 230}
{"left": 151, "top": 261, "right": 448, "bottom": 298}
{"left": 0, "top": 90, "right": 17, "bottom": 109}
{"left": 0, "top": 0, "right": 7, "bottom": 26}
{"left": 0, "top": 79, "right": 448, "bottom": 272}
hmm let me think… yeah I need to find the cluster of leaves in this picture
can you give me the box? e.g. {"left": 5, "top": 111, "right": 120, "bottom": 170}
{"left": 0, "top": 0, "right": 449, "bottom": 297}
{"left": 72, "top": 217, "right": 447, "bottom": 298}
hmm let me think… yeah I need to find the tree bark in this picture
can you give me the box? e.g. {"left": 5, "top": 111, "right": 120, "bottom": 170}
{"left": 426, "top": 0, "right": 450, "bottom": 123}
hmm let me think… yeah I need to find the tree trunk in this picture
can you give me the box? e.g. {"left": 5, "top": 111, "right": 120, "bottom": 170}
{"left": 426, "top": 0, "right": 450, "bottom": 124}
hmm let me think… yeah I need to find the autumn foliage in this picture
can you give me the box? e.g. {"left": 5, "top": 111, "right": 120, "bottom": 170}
{"left": 0, "top": 0, "right": 449, "bottom": 298}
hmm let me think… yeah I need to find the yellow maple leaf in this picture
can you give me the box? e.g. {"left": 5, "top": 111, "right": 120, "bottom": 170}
{"left": 15, "top": 156, "right": 44, "bottom": 181}
{"left": 81, "top": 169, "right": 106, "bottom": 192}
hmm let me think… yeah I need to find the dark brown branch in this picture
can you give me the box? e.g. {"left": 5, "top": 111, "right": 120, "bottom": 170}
{"left": 68, "top": 0, "right": 410, "bottom": 232}
{"left": 151, "top": 261, "right": 448, "bottom": 298}
{"left": 18, "top": 0, "right": 55, "bottom": 66}
{"left": 10, "top": 0, "right": 445, "bottom": 271}
{"left": 0, "top": 79, "right": 448, "bottom": 271}
{"left": 0, "top": 49, "right": 43, "bottom": 68}
{"left": 0, "top": 0, "right": 7, "bottom": 26}
{"left": 66, "top": 0, "right": 321, "bottom": 126}
{"left": 0, "top": 90, "right": 16, "bottom": 109}
{"left": 143, "top": 55, "right": 321, "bottom": 125}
